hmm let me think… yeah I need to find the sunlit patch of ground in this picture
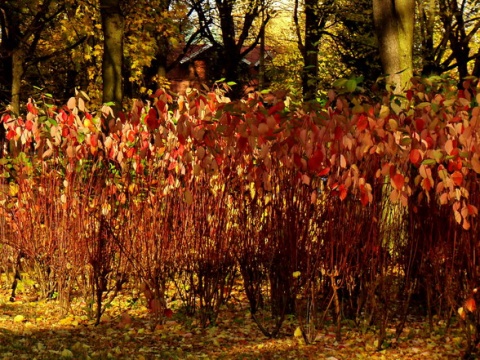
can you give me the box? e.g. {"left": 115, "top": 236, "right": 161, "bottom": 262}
{"left": 0, "top": 286, "right": 469, "bottom": 359}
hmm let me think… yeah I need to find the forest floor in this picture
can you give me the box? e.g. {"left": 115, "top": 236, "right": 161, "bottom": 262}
{"left": 0, "top": 281, "right": 472, "bottom": 360}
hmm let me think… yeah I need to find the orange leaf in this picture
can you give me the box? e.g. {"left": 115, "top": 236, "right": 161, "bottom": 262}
{"left": 445, "top": 139, "right": 454, "bottom": 155}
{"left": 471, "top": 155, "right": 480, "bottom": 174}
{"left": 468, "top": 205, "right": 478, "bottom": 216}
{"left": 409, "top": 149, "right": 421, "bottom": 165}
{"left": 391, "top": 174, "right": 405, "bottom": 190}
{"left": 318, "top": 167, "right": 330, "bottom": 176}
{"left": 90, "top": 134, "right": 98, "bottom": 147}
{"left": 339, "top": 185, "right": 347, "bottom": 201}
{"left": 465, "top": 297, "right": 477, "bottom": 312}
{"left": 357, "top": 115, "right": 368, "bottom": 131}
{"left": 127, "top": 130, "right": 135, "bottom": 143}
{"left": 422, "top": 178, "right": 432, "bottom": 192}
{"left": 168, "top": 161, "right": 177, "bottom": 171}
{"left": 451, "top": 171, "right": 463, "bottom": 186}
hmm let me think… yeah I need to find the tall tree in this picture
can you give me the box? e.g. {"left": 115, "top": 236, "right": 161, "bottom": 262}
{"left": 100, "top": 0, "right": 125, "bottom": 111}
{"left": 191, "top": 0, "right": 271, "bottom": 98}
{"left": 0, "top": 0, "right": 66, "bottom": 114}
{"left": 327, "top": 0, "right": 382, "bottom": 88}
{"left": 294, "top": 0, "right": 334, "bottom": 101}
{"left": 373, "top": 0, "right": 415, "bottom": 92}
{"left": 419, "top": 0, "right": 480, "bottom": 84}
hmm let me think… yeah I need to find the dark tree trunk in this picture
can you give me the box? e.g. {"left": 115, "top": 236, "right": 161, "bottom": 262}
{"left": 302, "top": 0, "right": 322, "bottom": 101}
{"left": 101, "top": 0, "right": 125, "bottom": 112}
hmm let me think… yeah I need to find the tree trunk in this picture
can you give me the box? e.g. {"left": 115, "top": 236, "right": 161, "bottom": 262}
{"left": 217, "top": 0, "right": 242, "bottom": 96}
{"left": 302, "top": 0, "right": 322, "bottom": 101}
{"left": 11, "top": 49, "right": 25, "bottom": 115}
{"left": 373, "top": 0, "right": 414, "bottom": 92}
{"left": 101, "top": 0, "right": 124, "bottom": 111}
{"left": 418, "top": 0, "right": 439, "bottom": 75}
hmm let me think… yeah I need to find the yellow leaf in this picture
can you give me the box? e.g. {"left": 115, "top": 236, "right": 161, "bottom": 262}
{"left": 13, "top": 315, "right": 24, "bottom": 323}
{"left": 249, "top": 182, "right": 256, "bottom": 199}
{"left": 379, "top": 105, "right": 390, "bottom": 119}
{"left": 9, "top": 183, "right": 19, "bottom": 197}
{"left": 388, "top": 118, "right": 398, "bottom": 130}
{"left": 294, "top": 326, "right": 303, "bottom": 338}
{"left": 61, "top": 349, "right": 74, "bottom": 358}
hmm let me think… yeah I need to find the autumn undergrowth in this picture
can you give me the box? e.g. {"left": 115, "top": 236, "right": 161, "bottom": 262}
{"left": 1, "top": 77, "right": 480, "bottom": 359}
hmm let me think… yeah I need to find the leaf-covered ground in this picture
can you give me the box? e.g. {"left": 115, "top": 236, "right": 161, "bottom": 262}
{"left": 0, "top": 284, "right": 470, "bottom": 359}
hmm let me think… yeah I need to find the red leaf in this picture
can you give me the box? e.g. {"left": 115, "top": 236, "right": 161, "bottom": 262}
{"left": 126, "top": 147, "right": 135, "bottom": 158}
{"left": 127, "top": 130, "right": 135, "bottom": 143}
{"left": 237, "top": 136, "right": 248, "bottom": 151}
{"left": 468, "top": 205, "right": 478, "bottom": 216}
{"left": 6, "top": 129, "right": 16, "bottom": 140}
{"left": 360, "top": 189, "right": 369, "bottom": 207}
{"left": 293, "top": 153, "right": 303, "bottom": 169}
{"left": 25, "top": 120, "right": 33, "bottom": 131}
{"left": 308, "top": 150, "right": 324, "bottom": 172}
{"left": 146, "top": 108, "right": 159, "bottom": 130}
{"left": 409, "top": 149, "right": 421, "bottom": 165}
{"left": 415, "top": 118, "right": 425, "bottom": 132}
{"left": 318, "top": 167, "right": 330, "bottom": 176}
{"left": 268, "top": 101, "right": 285, "bottom": 115}
{"left": 156, "top": 99, "right": 166, "bottom": 112}
{"left": 422, "top": 178, "right": 432, "bottom": 192}
{"left": 334, "top": 126, "right": 343, "bottom": 140}
{"left": 67, "top": 113, "right": 75, "bottom": 126}
{"left": 90, "top": 134, "right": 98, "bottom": 147}
{"left": 357, "top": 115, "right": 368, "bottom": 132}
{"left": 26, "top": 102, "right": 38, "bottom": 115}
{"left": 391, "top": 174, "right": 405, "bottom": 190}
{"left": 406, "top": 90, "right": 413, "bottom": 101}
{"left": 451, "top": 171, "right": 463, "bottom": 186}
{"left": 2, "top": 114, "right": 11, "bottom": 123}
{"left": 178, "top": 134, "right": 186, "bottom": 146}
{"left": 339, "top": 184, "right": 347, "bottom": 201}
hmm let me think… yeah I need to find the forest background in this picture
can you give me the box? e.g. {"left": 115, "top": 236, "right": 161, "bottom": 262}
{"left": 1, "top": 0, "right": 480, "bottom": 359}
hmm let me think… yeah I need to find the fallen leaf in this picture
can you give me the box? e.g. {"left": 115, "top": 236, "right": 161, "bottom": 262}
{"left": 294, "top": 327, "right": 303, "bottom": 338}
{"left": 13, "top": 315, "right": 25, "bottom": 323}
{"left": 61, "top": 349, "right": 74, "bottom": 358}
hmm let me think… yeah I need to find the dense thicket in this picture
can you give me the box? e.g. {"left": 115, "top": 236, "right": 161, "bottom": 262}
{"left": 1, "top": 0, "right": 480, "bottom": 357}
{"left": 1, "top": 77, "right": 480, "bottom": 355}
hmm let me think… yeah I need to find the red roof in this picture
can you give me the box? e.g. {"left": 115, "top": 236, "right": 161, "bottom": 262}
{"left": 175, "top": 43, "right": 274, "bottom": 67}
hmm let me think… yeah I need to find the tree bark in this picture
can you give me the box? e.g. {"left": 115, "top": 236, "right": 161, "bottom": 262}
{"left": 302, "top": 0, "right": 322, "bottom": 101}
{"left": 418, "top": 0, "right": 439, "bottom": 75}
{"left": 101, "top": 0, "right": 125, "bottom": 111}
{"left": 373, "top": 0, "right": 414, "bottom": 92}
{"left": 295, "top": 0, "right": 333, "bottom": 101}
{"left": 11, "top": 49, "right": 25, "bottom": 115}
